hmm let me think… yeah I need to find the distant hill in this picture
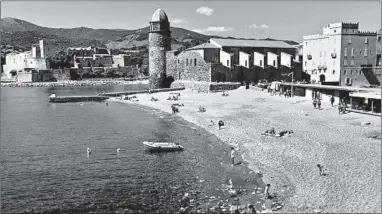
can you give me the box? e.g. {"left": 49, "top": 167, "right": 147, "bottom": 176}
{"left": 1, "top": 17, "right": 299, "bottom": 73}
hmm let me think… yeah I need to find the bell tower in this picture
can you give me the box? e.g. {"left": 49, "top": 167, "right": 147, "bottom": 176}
{"left": 148, "top": 8, "right": 171, "bottom": 89}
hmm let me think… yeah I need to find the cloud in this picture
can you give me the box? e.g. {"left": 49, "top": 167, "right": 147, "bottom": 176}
{"left": 247, "top": 24, "right": 270, "bottom": 30}
{"left": 196, "top": 6, "right": 214, "bottom": 16}
{"left": 171, "top": 18, "right": 187, "bottom": 25}
{"left": 247, "top": 24, "right": 259, "bottom": 29}
{"left": 192, "top": 26, "right": 235, "bottom": 34}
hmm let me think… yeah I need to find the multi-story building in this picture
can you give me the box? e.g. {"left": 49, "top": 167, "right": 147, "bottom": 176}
{"left": 303, "top": 22, "right": 380, "bottom": 87}
{"left": 2, "top": 40, "right": 47, "bottom": 80}
{"left": 166, "top": 38, "right": 303, "bottom": 83}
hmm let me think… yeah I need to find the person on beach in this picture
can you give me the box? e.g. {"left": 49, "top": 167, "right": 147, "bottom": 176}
{"left": 231, "top": 147, "right": 235, "bottom": 166}
{"left": 330, "top": 96, "right": 335, "bottom": 107}
{"left": 218, "top": 120, "right": 225, "bottom": 130}
{"left": 313, "top": 99, "right": 317, "bottom": 108}
{"left": 317, "top": 164, "right": 324, "bottom": 176}
{"left": 264, "top": 184, "right": 271, "bottom": 199}
{"left": 317, "top": 99, "right": 321, "bottom": 109}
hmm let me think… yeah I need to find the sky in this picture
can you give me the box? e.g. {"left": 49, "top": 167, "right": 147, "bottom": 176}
{"left": 1, "top": 0, "right": 381, "bottom": 42}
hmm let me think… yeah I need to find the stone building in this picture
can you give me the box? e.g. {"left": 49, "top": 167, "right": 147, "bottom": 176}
{"left": 303, "top": 22, "right": 381, "bottom": 87}
{"left": 166, "top": 38, "right": 303, "bottom": 84}
{"left": 148, "top": 8, "right": 172, "bottom": 89}
{"left": 2, "top": 40, "right": 47, "bottom": 80}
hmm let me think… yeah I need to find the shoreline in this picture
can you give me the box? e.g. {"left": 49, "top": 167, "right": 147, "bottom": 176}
{"left": 0, "top": 79, "right": 149, "bottom": 88}
{"left": 112, "top": 99, "right": 273, "bottom": 213}
{"left": 109, "top": 87, "right": 381, "bottom": 213}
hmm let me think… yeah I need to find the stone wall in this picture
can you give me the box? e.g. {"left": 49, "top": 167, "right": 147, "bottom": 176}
{"left": 171, "top": 80, "right": 211, "bottom": 93}
{"left": 52, "top": 69, "right": 71, "bottom": 81}
{"left": 209, "top": 82, "right": 241, "bottom": 91}
{"left": 166, "top": 51, "right": 179, "bottom": 80}
{"left": 177, "top": 50, "right": 211, "bottom": 82}
{"left": 149, "top": 32, "right": 170, "bottom": 89}
{"left": 170, "top": 80, "right": 241, "bottom": 93}
{"left": 17, "top": 71, "right": 32, "bottom": 82}
{"left": 341, "top": 65, "right": 381, "bottom": 87}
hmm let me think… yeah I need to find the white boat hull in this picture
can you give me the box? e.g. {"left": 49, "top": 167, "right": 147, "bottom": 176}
{"left": 143, "top": 141, "right": 184, "bottom": 152}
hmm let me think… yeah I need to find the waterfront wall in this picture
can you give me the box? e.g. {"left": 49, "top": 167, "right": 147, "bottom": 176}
{"left": 171, "top": 80, "right": 241, "bottom": 93}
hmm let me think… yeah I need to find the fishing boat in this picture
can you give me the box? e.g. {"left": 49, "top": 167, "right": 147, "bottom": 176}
{"left": 143, "top": 141, "right": 184, "bottom": 152}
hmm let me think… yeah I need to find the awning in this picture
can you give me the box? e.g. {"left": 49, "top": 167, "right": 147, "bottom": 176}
{"left": 349, "top": 92, "right": 381, "bottom": 100}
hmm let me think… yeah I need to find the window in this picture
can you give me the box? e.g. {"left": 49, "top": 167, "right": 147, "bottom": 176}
{"left": 333, "top": 70, "right": 335, "bottom": 74}
{"left": 227, "top": 60, "right": 229, "bottom": 66}
{"left": 344, "top": 48, "right": 347, "bottom": 57}
{"left": 351, "top": 59, "right": 354, "bottom": 65}
{"left": 344, "top": 70, "right": 347, "bottom": 75}
{"left": 194, "top": 58, "right": 197, "bottom": 66}
{"left": 245, "top": 60, "right": 248, "bottom": 67}
{"left": 260, "top": 60, "right": 262, "bottom": 67}
{"left": 351, "top": 48, "right": 354, "bottom": 56}
{"left": 186, "top": 59, "right": 188, "bottom": 66}
{"left": 359, "top": 70, "right": 362, "bottom": 75}
{"left": 344, "top": 60, "right": 348, "bottom": 65}
{"left": 273, "top": 60, "right": 276, "bottom": 66}
{"left": 334, "top": 30, "right": 336, "bottom": 33}
{"left": 364, "top": 48, "right": 368, "bottom": 57}
{"left": 350, "top": 70, "right": 353, "bottom": 75}
{"left": 348, "top": 38, "right": 352, "bottom": 44}
{"left": 305, "top": 61, "right": 307, "bottom": 66}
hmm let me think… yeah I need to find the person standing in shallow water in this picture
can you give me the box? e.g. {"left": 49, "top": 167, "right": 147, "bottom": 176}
{"left": 231, "top": 147, "right": 235, "bottom": 166}
{"left": 317, "top": 164, "right": 324, "bottom": 176}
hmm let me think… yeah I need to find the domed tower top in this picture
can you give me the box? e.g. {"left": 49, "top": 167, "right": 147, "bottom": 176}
{"left": 151, "top": 8, "right": 169, "bottom": 23}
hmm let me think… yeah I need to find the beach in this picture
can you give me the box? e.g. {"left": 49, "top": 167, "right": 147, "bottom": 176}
{"left": 111, "top": 86, "right": 381, "bottom": 213}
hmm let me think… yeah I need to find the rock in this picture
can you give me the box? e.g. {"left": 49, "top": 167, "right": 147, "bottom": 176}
{"left": 222, "top": 208, "right": 227, "bottom": 212}
{"left": 238, "top": 204, "right": 246, "bottom": 210}
{"left": 179, "top": 207, "right": 186, "bottom": 212}
{"left": 314, "top": 209, "right": 322, "bottom": 213}
{"left": 230, "top": 205, "right": 238, "bottom": 213}
{"left": 361, "top": 122, "right": 371, "bottom": 126}
{"left": 276, "top": 205, "right": 282, "bottom": 209}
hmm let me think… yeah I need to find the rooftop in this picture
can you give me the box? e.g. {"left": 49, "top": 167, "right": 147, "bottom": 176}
{"left": 210, "top": 38, "right": 295, "bottom": 49}
{"left": 187, "top": 43, "right": 220, "bottom": 50}
{"left": 151, "top": 8, "right": 168, "bottom": 22}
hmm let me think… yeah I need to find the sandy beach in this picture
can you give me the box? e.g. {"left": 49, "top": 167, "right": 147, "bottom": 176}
{"left": 111, "top": 86, "right": 381, "bottom": 213}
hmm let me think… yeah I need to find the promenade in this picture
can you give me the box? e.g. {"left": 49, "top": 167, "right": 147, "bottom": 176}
{"left": 113, "top": 87, "right": 381, "bottom": 213}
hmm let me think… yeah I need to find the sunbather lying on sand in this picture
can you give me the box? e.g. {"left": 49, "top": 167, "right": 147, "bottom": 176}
{"left": 276, "top": 130, "right": 294, "bottom": 137}
{"left": 261, "top": 128, "right": 276, "bottom": 136}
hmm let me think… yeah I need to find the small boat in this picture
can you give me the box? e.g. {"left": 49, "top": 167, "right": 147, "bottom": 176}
{"left": 143, "top": 141, "right": 184, "bottom": 152}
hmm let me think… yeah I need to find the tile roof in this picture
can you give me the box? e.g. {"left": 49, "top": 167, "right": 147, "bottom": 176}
{"left": 187, "top": 43, "right": 220, "bottom": 50}
{"left": 210, "top": 38, "right": 295, "bottom": 49}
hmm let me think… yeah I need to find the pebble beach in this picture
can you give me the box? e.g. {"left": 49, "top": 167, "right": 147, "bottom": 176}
{"left": 111, "top": 86, "right": 381, "bottom": 213}
{"left": 0, "top": 79, "right": 149, "bottom": 88}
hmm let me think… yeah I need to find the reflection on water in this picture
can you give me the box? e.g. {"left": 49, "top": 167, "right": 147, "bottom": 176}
{"left": 1, "top": 85, "right": 234, "bottom": 213}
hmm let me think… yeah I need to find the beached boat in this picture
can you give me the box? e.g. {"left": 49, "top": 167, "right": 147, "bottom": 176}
{"left": 143, "top": 141, "right": 184, "bottom": 152}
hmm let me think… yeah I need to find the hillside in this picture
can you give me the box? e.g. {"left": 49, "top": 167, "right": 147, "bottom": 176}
{"left": 1, "top": 17, "right": 299, "bottom": 75}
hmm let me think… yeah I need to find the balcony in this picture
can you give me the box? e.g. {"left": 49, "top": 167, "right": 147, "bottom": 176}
{"left": 307, "top": 55, "right": 312, "bottom": 60}
{"left": 318, "top": 65, "right": 323, "bottom": 70}
{"left": 322, "top": 65, "right": 327, "bottom": 70}
{"left": 331, "top": 53, "right": 337, "bottom": 58}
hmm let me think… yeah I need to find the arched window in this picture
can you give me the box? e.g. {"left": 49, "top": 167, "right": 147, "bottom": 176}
{"left": 194, "top": 58, "right": 197, "bottom": 66}
{"left": 186, "top": 59, "right": 188, "bottom": 66}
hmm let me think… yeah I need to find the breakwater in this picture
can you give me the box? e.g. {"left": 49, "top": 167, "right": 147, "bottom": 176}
{"left": 49, "top": 87, "right": 186, "bottom": 103}
{"left": 1, "top": 80, "right": 149, "bottom": 88}
{"left": 49, "top": 95, "right": 109, "bottom": 103}
{"left": 100, "top": 87, "right": 186, "bottom": 97}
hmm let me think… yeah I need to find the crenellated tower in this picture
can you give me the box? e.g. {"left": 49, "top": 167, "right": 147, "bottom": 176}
{"left": 148, "top": 8, "right": 171, "bottom": 89}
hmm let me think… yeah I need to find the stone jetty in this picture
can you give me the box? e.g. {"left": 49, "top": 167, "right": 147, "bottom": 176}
{"left": 1, "top": 80, "right": 149, "bottom": 88}
{"left": 49, "top": 95, "right": 109, "bottom": 103}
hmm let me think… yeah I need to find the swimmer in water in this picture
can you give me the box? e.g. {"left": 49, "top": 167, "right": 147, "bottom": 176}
{"left": 87, "top": 148, "right": 91, "bottom": 157}
{"left": 117, "top": 148, "right": 121, "bottom": 153}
